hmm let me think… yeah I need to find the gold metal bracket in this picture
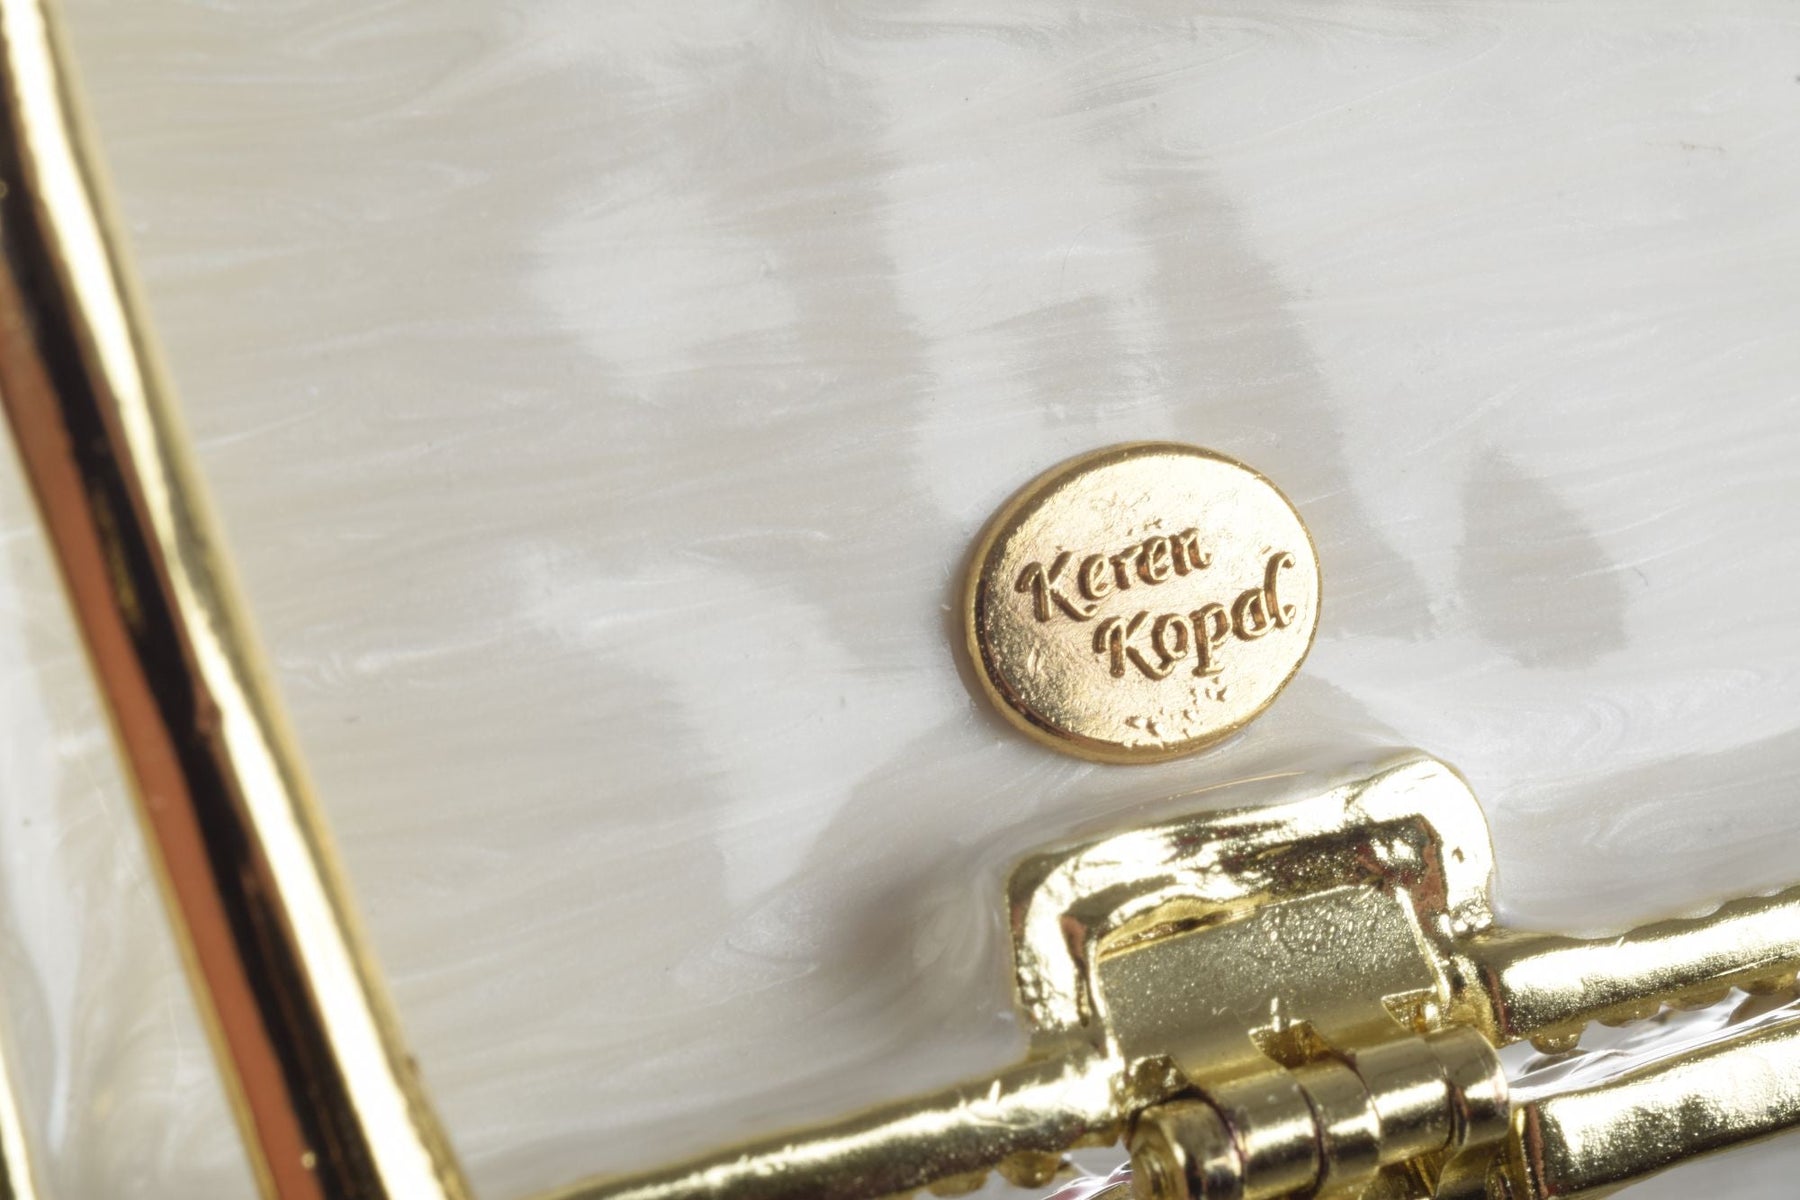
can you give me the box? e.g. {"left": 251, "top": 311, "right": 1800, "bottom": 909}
{"left": 571, "top": 754, "right": 1800, "bottom": 1200}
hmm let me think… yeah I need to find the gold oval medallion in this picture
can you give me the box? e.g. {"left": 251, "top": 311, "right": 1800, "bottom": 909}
{"left": 965, "top": 443, "right": 1319, "bottom": 763}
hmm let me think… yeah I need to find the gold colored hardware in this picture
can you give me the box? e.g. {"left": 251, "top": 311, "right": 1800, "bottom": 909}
{"left": 0, "top": 2, "right": 466, "bottom": 1196}
{"left": 560, "top": 754, "right": 1800, "bottom": 1200}
{"left": 1505, "top": 1015, "right": 1800, "bottom": 1200}
{"left": 0, "top": 1019, "right": 43, "bottom": 1200}
{"left": 964, "top": 443, "right": 1320, "bottom": 764}
{"left": 2, "top": 3, "right": 1798, "bottom": 1199}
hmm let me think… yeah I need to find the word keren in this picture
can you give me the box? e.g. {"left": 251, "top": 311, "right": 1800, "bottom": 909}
{"left": 1013, "top": 529, "right": 1210, "bottom": 623}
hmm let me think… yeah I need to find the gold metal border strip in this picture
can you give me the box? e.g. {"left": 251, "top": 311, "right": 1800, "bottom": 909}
{"left": 0, "top": 1016, "right": 41, "bottom": 1200}
{"left": 0, "top": 2, "right": 466, "bottom": 1196}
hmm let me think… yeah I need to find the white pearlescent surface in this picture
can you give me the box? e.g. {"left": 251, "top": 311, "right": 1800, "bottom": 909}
{"left": 0, "top": 2, "right": 1796, "bottom": 1197}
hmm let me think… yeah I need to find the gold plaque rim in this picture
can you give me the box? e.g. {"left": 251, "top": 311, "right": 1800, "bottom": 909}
{"left": 962, "top": 441, "right": 1321, "bottom": 765}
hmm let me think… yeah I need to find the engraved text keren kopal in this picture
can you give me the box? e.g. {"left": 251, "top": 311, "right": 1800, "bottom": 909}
{"left": 964, "top": 442, "right": 1319, "bottom": 764}
{"left": 1016, "top": 542, "right": 1300, "bottom": 682}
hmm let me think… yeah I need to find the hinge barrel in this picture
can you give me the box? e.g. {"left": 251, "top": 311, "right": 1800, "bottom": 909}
{"left": 547, "top": 1051, "right": 1115, "bottom": 1200}
{"left": 1507, "top": 1012, "right": 1800, "bottom": 1200}
{"left": 1456, "top": 886, "right": 1800, "bottom": 1051}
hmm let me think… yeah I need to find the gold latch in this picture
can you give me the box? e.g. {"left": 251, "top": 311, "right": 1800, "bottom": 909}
{"left": 572, "top": 754, "right": 1800, "bottom": 1200}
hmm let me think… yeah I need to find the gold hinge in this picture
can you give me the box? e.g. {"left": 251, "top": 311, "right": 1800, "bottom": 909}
{"left": 565, "top": 753, "right": 1800, "bottom": 1200}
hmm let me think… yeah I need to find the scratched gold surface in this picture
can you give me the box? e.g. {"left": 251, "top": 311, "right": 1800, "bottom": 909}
{"left": 966, "top": 444, "right": 1319, "bottom": 763}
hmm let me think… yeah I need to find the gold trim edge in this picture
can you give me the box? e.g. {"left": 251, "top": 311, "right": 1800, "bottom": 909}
{"left": 0, "top": 2, "right": 466, "bottom": 1196}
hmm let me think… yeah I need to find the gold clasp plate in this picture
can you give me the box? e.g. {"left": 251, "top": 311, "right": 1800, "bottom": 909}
{"left": 575, "top": 754, "right": 1800, "bottom": 1200}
